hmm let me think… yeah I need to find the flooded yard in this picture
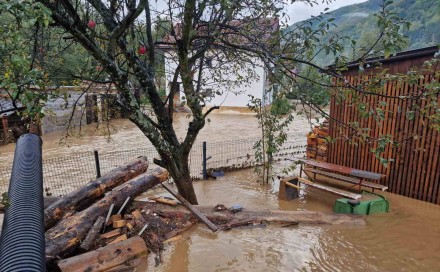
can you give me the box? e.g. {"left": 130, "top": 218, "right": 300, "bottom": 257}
{"left": 0, "top": 112, "right": 439, "bottom": 271}
{"left": 0, "top": 112, "right": 313, "bottom": 167}
{"left": 147, "top": 169, "right": 440, "bottom": 272}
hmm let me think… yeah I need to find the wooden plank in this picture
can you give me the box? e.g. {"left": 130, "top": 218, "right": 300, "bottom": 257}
{"left": 101, "top": 229, "right": 121, "bottom": 239}
{"left": 406, "top": 79, "right": 421, "bottom": 198}
{"left": 388, "top": 80, "right": 403, "bottom": 195}
{"left": 108, "top": 214, "right": 122, "bottom": 226}
{"left": 152, "top": 196, "right": 179, "bottom": 206}
{"left": 132, "top": 210, "right": 142, "bottom": 219}
{"left": 431, "top": 129, "right": 440, "bottom": 204}
{"left": 365, "top": 75, "right": 376, "bottom": 173}
{"left": 297, "top": 177, "right": 361, "bottom": 199}
{"left": 108, "top": 234, "right": 127, "bottom": 245}
{"left": 328, "top": 79, "right": 336, "bottom": 164}
{"left": 285, "top": 181, "right": 301, "bottom": 190}
{"left": 426, "top": 123, "right": 439, "bottom": 202}
{"left": 80, "top": 216, "right": 105, "bottom": 251}
{"left": 305, "top": 168, "right": 360, "bottom": 183}
{"left": 435, "top": 150, "right": 440, "bottom": 204}
{"left": 422, "top": 121, "right": 435, "bottom": 201}
{"left": 383, "top": 80, "right": 395, "bottom": 179}
{"left": 415, "top": 77, "right": 429, "bottom": 200}
{"left": 113, "top": 220, "right": 126, "bottom": 228}
{"left": 378, "top": 80, "right": 391, "bottom": 176}
{"left": 395, "top": 80, "right": 410, "bottom": 195}
{"left": 161, "top": 183, "right": 218, "bottom": 232}
{"left": 371, "top": 81, "right": 380, "bottom": 175}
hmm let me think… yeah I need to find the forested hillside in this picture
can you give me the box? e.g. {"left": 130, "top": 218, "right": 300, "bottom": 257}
{"left": 292, "top": 0, "right": 440, "bottom": 65}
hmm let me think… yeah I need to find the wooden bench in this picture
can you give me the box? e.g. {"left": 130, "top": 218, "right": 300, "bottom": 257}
{"left": 297, "top": 158, "right": 387, "bottom": 193}
{"left": 279, "top": 176, "right": 362, "bottom": 200}
{"left": 304, "top": 168, "right": 388, "bottom": 191}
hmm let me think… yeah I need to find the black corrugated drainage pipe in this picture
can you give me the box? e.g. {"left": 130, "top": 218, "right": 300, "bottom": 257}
{"left": 0, "top": 133, "right": 45, "bottom": 271}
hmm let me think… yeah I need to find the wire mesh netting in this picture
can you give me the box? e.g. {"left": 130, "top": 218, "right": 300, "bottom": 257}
{"left": 0, "top": 134, "right": 306, "bottom": 196}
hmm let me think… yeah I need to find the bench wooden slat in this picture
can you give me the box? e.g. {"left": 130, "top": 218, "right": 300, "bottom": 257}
{"left": 351, "top": 169, "right": 383, "bottom": 180}
{"left": 305, "top": 168, "right": 388, "bottom": 191}
{"left": 298, "top": 178, "right": 362, "bottom": 199}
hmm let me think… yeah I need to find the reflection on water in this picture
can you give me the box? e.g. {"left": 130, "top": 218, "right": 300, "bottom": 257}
{"left": 147, "top": 169, "right": 440, "bottom": 272}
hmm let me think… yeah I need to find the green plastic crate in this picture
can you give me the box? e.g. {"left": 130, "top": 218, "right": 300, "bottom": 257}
{"left": 334, "top": 191, "right": 389, "bottom": 215}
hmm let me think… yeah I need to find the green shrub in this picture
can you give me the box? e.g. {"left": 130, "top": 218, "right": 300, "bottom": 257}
{"left": 270, "top": 97, "right": 291, "bottom": 115}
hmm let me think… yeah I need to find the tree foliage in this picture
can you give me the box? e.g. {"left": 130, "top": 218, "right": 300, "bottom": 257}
{"left": 0, "top": 0, "right": 52, "bottom": 119}
{"left": 3, "top": 0, "right": 438, "bottom": 200}
{"left": 248, "top": 94, "right": 293, "bottom": 183}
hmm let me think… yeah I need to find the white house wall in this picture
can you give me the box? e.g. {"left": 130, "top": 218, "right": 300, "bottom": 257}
{"left": 164, "top": 52, "right": 267, "bottom": 108}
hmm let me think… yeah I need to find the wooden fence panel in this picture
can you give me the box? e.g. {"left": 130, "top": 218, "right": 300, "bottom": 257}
{"left": 328, "top": 75, "right": 440, "bottom": 204}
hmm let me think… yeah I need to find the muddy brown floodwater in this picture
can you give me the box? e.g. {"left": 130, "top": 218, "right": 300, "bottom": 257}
{"left": 0, "top": 113, "right": 439, "bottom": 271}
{"left": 0, "top": 112, "right": 313, "bottom": 167}
{"left": 146, "top": 169, "right": 440, "bottom": 272}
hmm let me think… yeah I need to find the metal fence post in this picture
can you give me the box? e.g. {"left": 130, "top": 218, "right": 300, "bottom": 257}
{"left": 94, "top": 150, "right": 101, "bottom": 178}
{"left": 202, "top": 141, "right": 207, "bottom": 180}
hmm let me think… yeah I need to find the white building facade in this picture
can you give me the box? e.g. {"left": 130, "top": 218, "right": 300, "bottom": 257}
{"left": 163, "top": 51, "right": 273, "bottom": 110}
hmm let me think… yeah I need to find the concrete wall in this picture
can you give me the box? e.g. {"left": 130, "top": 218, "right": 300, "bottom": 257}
{"left": 41, "top": 90, "right": 120, "bottom": 135}
{"left": 41, "top": 90, "right": 87, "bottom": 134}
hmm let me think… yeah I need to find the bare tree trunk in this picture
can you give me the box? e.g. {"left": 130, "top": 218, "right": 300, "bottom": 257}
{"left": 171, "top": 155, "right": 198, "bottom": 204}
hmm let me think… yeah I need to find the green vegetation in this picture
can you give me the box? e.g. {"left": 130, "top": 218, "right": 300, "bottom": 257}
{"left": 270, "top": 96, "right": 291, "bottom": 115}
{"left": 2, "top": 0, "right": 438, "bottom": 201}
{"left": 286, "top": 67, "right": 331, "bottom": 107}
{"left": 290, "top": 0, "right": 440, "bottom": 66}
{"left": 0, "top": 0, "right": 52, "bottom": 120}
{"left": 248, "top": 94, "right": 293, "bottom": 183}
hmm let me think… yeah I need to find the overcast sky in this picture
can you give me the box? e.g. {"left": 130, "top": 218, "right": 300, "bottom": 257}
{"left": 286, "top": 0, "right": 368, "bottom": 24}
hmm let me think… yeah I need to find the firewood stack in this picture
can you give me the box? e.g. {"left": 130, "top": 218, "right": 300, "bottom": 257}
{"left": 41, "top": 157, "right": 189, "bottom": 271}
{"left": 55, "top": 203, "right": 196, "bottom": 272}
{"left": 306, "top": 120, "right": 329, "bottom": 162}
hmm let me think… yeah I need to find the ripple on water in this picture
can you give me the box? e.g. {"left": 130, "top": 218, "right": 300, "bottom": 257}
{"left": 145, "top": 169, "right": 440, "bottom": 272}
{"left": 186, "top": 226, "right": 326, "bottom": 272}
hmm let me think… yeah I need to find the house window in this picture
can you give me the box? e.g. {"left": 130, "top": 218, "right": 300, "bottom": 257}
{"left": 205, "top": 57, "right": 212, "bottom": 68}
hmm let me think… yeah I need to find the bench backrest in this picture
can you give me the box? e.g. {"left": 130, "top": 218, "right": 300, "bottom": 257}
{"left": 298, "top": 159, "right": 385, "bottom": 180}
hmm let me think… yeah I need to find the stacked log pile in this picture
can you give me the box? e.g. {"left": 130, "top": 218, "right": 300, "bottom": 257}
{"left": 44, "top": 154, "right": 366, "bottom": 271}
{"left": 43, "top": 157, "right": 176, "bottom": 271}
{"left": 306, "top": 120, "right": 329, "bottom": 162}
